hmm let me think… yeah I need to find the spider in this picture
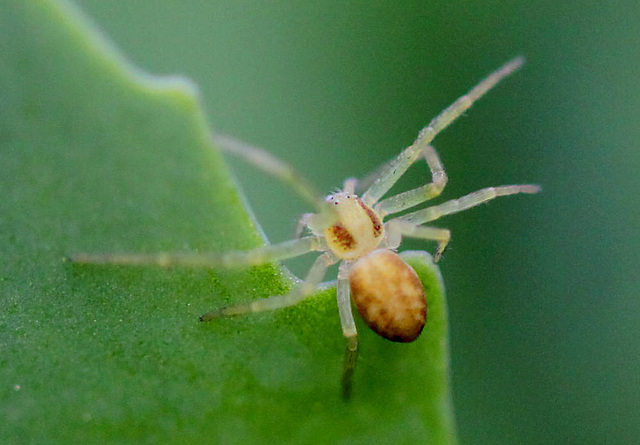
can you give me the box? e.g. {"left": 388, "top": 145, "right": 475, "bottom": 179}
{"left": 70, "top": 56, "right": 539, "bottom": 395}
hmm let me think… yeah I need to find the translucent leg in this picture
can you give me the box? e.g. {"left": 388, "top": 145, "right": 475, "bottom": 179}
{"left": 356, "top": 159, "right": 392, "bottom": 195}
{"left": 342, "top": 178, "right": 358, "bottom": 195}
{"left": 200, "top": 252, "right": 336, "bottom": 321}
{"left": 362, "top": 57, "right": 524, "bottom": 205}
{"left": 397, "top": 184, "right": 541, "bottom": 226}
{"left": 212, "top": 133, "right": 323, "bottom": 208}
{"left": 341, "top": 339, "right": 358, "bottom": 400}
{"left": 373, "top": 144, "right": 448, "bottom": 217}
{"left": 295, "top": 209, "right": 338, "bottom": 238}
{"left": 68, "top": 236, "right": 322, "bottom": 268}
{"left": 361, "top": 143, "right": 426, "bottom": 207}
{"left": 295, "top": 213, "right": 314, "bottom": 238}
{"left": 337, "top": 261, "right": 358, "bottom": 399}
{"left": 337, "top": 262, "right": 357, "bottom": 339}
{"left": 386, "top": 220, "right": 451, "bottom": 262}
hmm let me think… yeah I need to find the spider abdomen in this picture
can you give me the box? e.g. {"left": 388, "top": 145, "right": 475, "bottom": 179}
{"left": 349, "top": 249, "right": 427, "bottom": 342}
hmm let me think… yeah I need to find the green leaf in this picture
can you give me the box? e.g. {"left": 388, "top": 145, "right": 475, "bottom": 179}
{"left": 0, "top": 0, "right": 456, "bottom": 443}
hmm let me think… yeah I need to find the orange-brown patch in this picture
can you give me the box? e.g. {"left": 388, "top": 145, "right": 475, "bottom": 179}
{"left": 355, "top": 197, "right": 383, "bottom": 238}
{"left": 328, "top": 223, "right": 356, "bottom": 250}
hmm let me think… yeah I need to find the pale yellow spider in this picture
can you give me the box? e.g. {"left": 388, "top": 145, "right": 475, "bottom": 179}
{"left": 71, "top": 57, "right": 539, "bottom": 393}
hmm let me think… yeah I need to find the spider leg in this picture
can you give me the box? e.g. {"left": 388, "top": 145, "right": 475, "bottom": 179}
{"left": 342, "top": 178, "right": 358, "bottom": 195}
{"left": 68, "top": 236, "right": 322, "bottom": 268}
{"left": 200, "top": 252, "right": 336, "bottom": 320}
{"left": 337, "top": 261, "right": 358, "bottom": 399}
{"left": 386, "top": 220, "right": 451, "bottom": 262}
{"left": 373, "top": 144, "right": 448, "bottom": 217}
{"left": 360, "top": 142, "right": 430, "bottom": 207}
{"left": 362, "top": 56, "right": 524, "bottom": 206}
{"left": 212, "top": 133, "right": 324, "bottom": 209}
{"left": 337, "top": 262, "right": 358, "bottom": 340}
{"left": 397, "top": 184, "right": 541, "bottom": 227}
{"left": 295, "top": 213, "right": 314, "bottom": 238}
{"left": 341, "top": 338, "right": 358, "bottom": 400}
{"left": 355, "top": 158, "right": 391, "bottom": 195}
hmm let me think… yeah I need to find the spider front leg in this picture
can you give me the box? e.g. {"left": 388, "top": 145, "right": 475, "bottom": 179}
{"left": 373, "top": 144, "right": 448, "bottom": 218}
{"left": 200, "top": 252, "right": 337, "bottom": 321}
{"left": 295, "top": 206, "right": 338, "bottom": 238}
{"left": 212, "top": 133, "right": 323, "bottom": 209}
{"left": 362, "top": 56, "right": 524, "bottom": 207}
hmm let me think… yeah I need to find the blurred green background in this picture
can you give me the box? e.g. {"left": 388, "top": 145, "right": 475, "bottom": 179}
{"left": 48, "top": 0, "right": 640, "bottom": 443}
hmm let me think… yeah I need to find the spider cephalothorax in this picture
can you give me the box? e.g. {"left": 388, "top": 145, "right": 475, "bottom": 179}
{"left": 322, "top": 193, "right": 384, "bottom": 260}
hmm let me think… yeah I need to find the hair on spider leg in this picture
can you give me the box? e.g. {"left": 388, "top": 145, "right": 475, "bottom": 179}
{"left": 69, "top": 56, "right": 539, "bottom": 398}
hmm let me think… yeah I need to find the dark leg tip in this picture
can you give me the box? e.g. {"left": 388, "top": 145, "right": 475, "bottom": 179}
{"left": 199, "top": 310, "right": 222, "bottom": 322}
